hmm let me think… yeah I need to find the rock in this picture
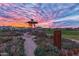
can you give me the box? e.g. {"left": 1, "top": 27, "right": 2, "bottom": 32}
{"left": 0, "top": 52, "right": 9, "bottom": 56}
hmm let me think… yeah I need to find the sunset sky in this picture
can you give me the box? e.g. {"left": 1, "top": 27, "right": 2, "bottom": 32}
{"left": 0, "top": 3, "right": 79, "bottom": 28}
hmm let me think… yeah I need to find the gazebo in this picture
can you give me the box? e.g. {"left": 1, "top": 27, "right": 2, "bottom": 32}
{"left": 27, "top": 19, "right": 62, "bottom": 49}
{"left": 27, "top": 19, "right": 38, "bottom": 28}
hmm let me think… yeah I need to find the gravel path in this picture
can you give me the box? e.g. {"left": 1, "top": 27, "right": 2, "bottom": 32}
{"left": 70, "top": 39, "right": 79, "bottom": 43}
{"left": 22, "top": 32, "right": 37, "bottom": 56}
{"left": 65, "top": 38, "right": 79, "bottom": 43}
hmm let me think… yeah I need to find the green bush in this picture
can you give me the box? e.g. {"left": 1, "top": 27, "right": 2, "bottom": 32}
{"left": 34, "top": 45, "right": 60, "bottom": 56}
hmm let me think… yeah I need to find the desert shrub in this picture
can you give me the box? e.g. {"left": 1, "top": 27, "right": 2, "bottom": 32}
{"left": 34, "top": 44, "right": 60, "bottom": 56}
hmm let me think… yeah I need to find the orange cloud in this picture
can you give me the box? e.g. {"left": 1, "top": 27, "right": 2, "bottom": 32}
{"left": 0, "top": 17, "right": 31, "bottom": 27}
{"left": 0, "top": 22, "right": 30, "bottom": 27}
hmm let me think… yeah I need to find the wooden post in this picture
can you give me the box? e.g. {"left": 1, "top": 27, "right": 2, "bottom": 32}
{"left": 28, "top": 23, "right": 33, "bottom": 28}
{"left": 53, "top": 30, "right": 61, "bottom": 49}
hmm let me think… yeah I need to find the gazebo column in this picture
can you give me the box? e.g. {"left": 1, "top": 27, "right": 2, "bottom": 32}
{"left": 28, "top": 23, "right": 33, "bottom": 28}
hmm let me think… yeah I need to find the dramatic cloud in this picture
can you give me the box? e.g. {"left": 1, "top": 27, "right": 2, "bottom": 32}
{"left": 0, "top": 3, "right": 79, "bottom": 28}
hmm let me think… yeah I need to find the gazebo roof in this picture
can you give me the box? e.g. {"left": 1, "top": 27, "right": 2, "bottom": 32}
{"left": 27, "top": 21, "right": 38, "bottom": 23}
{"left": 27, "top": 19, "right": 38, "bottom": 24}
